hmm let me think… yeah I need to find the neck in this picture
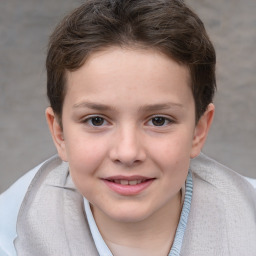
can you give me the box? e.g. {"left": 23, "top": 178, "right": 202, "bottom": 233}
{"left": 92, "top": 191, "right": 182, "bottom": 256}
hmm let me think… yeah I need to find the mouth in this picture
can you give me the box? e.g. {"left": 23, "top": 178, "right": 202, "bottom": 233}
{"left": 105, "top": 178, "right": 151, "bottom": 185}
{"left": 102, "top": 176, "right": 155, "bottom": 195}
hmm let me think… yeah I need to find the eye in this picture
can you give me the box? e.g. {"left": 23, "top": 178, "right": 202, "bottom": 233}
{"left": 147, "top": 116, "right": 173, "bottom": 127}
{"left": 83, "top": 116, "right": 108, "bottom": 127}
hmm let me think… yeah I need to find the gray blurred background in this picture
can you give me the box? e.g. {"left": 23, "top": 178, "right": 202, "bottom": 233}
{"left": 0, "top": 0, "right": 255, "bottom": 193}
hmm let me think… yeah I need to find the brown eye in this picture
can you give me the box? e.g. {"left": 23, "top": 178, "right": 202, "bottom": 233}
{"left": 91, "top": 116, "right": 105, "bottom": 126}
{"left": 83, "top": 116, "right": 107, "bottom": 126}
{"left": 82, "top": 115, "right": 111, "bottom": 129}
{"left": 151, "top": 117, "right": 167, "bottom": 126}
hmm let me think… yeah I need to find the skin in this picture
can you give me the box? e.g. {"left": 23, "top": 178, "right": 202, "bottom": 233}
{"left": 46, "top": 46, "right": 214, "bottom": 255}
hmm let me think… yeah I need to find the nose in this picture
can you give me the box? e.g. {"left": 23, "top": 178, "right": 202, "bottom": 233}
{"left": 109, "top": 126, "right": 146, "bottom": 167}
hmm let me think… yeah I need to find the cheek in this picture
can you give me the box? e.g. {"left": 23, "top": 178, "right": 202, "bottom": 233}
{"left": 149, "top": 129, "right": 193, "bottom": 172}
{"left": 64, "top": 136, "right": 108, "bottom": 184}
{"left": 152, "top": 130, "right": 193, "bottom": 158}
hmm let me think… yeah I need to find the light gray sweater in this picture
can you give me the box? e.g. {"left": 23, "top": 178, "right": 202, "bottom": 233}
{"left": 6, "top": 154, "right": 256, "bottom": 255}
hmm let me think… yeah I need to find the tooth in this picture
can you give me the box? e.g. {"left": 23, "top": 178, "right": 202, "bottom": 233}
{"left": 137, "top": 180, "right": 142, "bottom": 184}
{"left": 114, "top": 180, "right": 120, "bottom": 184}
{"left": 120, "top": 180, "right": 129, "bottom": 185}
{"left": 128, "top": 180, "right": 137, "bottom": 185}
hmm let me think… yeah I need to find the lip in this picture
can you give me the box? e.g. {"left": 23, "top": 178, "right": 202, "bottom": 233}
{"left": 102, "top": 175, "right": 155, "bottom": 196}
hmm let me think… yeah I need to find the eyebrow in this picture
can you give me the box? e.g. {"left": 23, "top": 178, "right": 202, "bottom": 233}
{"left": 73, "top": 101, "right": 183, "bottom": 112}
{"left": 73, "top": 102, "right": 114, "bottom": 111}
{"left": 139, "top": 103, "right": 184, "bottom": 112}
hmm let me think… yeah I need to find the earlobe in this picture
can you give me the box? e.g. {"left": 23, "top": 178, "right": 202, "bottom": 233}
{"left": 45, "top": 107, "right": 68, "bottom": 161}
{"left": 190, "top": 103, "right": 215, "bottom": 159}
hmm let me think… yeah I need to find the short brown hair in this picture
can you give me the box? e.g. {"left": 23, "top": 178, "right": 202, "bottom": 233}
{"left": 46, "top": 0, "right": 216, "bottom": 123}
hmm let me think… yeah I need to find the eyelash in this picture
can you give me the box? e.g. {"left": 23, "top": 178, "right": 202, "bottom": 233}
{"left": 146, "top": 116, "right": 174, "bottom": 127}
{"left": 82, "top": 115, "right": 109, "bottom": 127}
{"left": 82, "top": 115, "right": 174, "bottom": 127}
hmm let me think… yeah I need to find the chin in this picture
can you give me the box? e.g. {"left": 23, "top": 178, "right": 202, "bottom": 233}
{"left": 106, "top": 206, "right": 155, "bottom": 223}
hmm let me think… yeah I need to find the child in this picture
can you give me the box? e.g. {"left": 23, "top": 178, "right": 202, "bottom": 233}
{"left": 1, "top": 0, "right": 256, "bottom": 255}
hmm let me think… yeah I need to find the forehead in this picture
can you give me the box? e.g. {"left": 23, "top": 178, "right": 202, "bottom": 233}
{"left": 64, "top": 47, "right": 193, "bottom": 109}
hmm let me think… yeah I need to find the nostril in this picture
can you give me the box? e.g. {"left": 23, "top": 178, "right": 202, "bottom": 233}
{"left": 113, "top": 158, "right": 141, "bottom": 167}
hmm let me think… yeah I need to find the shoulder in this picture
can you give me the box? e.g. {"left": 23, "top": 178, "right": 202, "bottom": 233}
{"left": 190, "top": 153, "right": 256, "bottom": 204}
{"left": 0, "top": 156, "right": 57, "bottom": 256}
{"left": 190, "top": 152, "right": 256, "bottom": 192}
{"left": 186, "top": 153, "right": 256, "bottom": 255}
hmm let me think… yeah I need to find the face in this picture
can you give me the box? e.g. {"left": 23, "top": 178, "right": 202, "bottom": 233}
{"left": 47, "top": 47, "right": 213, "bottom": 224}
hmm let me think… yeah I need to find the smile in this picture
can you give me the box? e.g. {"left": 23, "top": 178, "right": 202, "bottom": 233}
{"left": 108, "top": 179, "right": 147, "bottom": 185}
{"left": 103, "top": 176, "right": 155, "bottom": 195}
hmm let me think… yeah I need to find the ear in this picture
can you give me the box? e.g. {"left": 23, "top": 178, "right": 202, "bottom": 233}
{"left": 190, "top": 103, "right": 215, "bottom": 158}
{"left": 45, "top": 107, "right": 68, "bottom": 161}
